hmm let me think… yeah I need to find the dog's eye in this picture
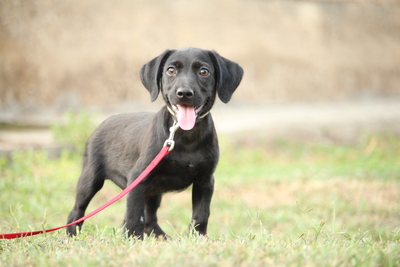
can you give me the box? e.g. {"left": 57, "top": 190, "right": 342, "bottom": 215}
{"left": 199, "top": 68, "right": 210, "bottom": 77}
{"left": 166, "top": 67, "right": 177, "bottom": 76}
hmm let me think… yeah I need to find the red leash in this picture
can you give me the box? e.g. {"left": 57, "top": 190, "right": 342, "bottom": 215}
{"left": 1, "top": 121, "right": 180, "bottom": 239}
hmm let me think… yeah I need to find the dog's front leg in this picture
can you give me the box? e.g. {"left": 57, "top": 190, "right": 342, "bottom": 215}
{"left": 191, "top": 176, "right": 215, "bottom": 235}
{"left": 124, "top": 181, "right": 147, "bottom": 239}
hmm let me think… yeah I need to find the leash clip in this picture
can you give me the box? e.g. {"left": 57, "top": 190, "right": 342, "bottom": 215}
{"left": 164, "top": 121, "right": 180, "bottom": 151}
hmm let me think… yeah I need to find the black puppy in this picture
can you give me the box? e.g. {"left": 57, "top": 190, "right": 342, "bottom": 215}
{"left": 66, "top": 47, "right": 243, "bottom": 238}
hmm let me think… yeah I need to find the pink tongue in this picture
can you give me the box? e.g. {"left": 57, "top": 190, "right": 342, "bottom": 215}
{"left": 176, "top": 105, "right": 196, "bottom": 131}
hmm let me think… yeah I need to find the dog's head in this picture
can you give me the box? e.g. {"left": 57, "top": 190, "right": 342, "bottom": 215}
{"left": 140, "top": 47, "right": 243, "bottom": 130}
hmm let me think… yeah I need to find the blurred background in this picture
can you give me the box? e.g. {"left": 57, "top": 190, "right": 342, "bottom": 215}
{"left": 0, "top": 0, "right": 400, "bottom": 149}
{"left": 2, "top": 1, "right": 400, "bottom": 257}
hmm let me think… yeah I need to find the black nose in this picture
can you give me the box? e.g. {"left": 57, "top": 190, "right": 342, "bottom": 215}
{"left": 176, "top": 88, "right": 194, "bottom": 99}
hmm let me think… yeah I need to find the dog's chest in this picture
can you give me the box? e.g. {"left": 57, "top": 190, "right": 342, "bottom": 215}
{"left": 149, "top": 151, "right": 216, "bottom": 193}
{"left": 166, "top": 152, "right": 214, "bottom": 178}
{"left": 169, "top": 158, "right": 203, "bottom": 175}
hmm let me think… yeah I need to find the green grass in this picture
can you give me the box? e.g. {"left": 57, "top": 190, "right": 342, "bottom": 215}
{"left": 1, "top": 127, "right": 400, "bottom": 266}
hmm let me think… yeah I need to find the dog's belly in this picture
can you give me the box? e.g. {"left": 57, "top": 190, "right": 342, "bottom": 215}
{"left": 147, "top": 175, "right": 194, "bottom": 194}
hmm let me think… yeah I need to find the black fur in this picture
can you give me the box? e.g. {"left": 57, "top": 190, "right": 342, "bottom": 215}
{"left": 66, "top": 47, "right": 243, "bottom": 238}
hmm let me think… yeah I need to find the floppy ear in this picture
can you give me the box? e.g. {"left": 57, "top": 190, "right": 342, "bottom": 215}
{"left": 209, "top": 51, "right": 244, "bottom": 103}
{"left": 140, "top": 50, "right": 176, "bottom": 102}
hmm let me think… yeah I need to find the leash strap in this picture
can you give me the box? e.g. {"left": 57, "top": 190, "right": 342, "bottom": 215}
{"left": 1, "top": 140, "right": 175, "bottom": 239}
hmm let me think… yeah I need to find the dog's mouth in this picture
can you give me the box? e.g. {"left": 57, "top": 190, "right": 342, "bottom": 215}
{"left": 168, "top": 101, "right": 206, "bottom": 131}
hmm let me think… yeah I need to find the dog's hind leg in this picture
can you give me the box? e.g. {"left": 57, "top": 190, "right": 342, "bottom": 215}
{"left": 144, "top": 194, "right": 166, "bottom": 238}
{"left": 66, "top": 166, "right": 105, "bottom": 236}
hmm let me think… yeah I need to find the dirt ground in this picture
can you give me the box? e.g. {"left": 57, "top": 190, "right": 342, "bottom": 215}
{"left": 1, "top": 98, "right": 399, "bottom": 157}
{"left": 213, "top": 99, "right": 400, "bottom": 143}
